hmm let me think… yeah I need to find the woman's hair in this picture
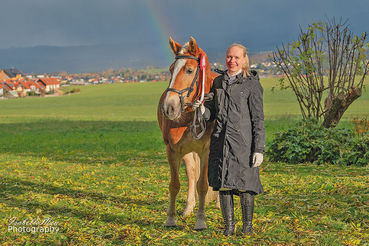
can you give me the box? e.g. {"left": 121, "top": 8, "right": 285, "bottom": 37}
{"left": 226, "top": 43, "right": 250, "bottom": 76}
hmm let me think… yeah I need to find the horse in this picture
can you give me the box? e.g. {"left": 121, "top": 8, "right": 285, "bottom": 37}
{"left": 157, "top": 37, "right": 219, "bottom": 230}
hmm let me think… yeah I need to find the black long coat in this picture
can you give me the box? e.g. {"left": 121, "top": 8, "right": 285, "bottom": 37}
{"left": 203, "top": 70, "right": 265, "bottom": 194}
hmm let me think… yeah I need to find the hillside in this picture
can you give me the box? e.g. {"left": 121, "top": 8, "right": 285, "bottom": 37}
{"left": 0, "top": 44, "right": 275, "bottom": 74}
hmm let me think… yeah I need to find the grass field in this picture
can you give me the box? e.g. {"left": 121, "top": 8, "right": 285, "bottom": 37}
{"left": 0, "top": 79, "right": 368, "bottom": 245}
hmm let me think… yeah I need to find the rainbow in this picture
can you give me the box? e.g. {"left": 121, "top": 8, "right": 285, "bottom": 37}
{"left": 143, "top": 0, "right": 176, "bottom": 66}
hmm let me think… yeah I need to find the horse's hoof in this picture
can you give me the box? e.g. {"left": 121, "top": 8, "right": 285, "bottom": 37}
{"left": 164, "top": 217, "right": 177, "bottom": 227}
{"left": 194, "top": 221, "right": 207, "bottom": 230}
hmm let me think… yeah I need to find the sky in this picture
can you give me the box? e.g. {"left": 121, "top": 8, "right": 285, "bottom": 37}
{"left": 0, "top": 0, "right": 368, "bottom": 71}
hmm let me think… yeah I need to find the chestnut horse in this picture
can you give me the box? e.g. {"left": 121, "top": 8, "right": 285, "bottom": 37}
{"left": 157, "top": 37, "right": 219, "bottom": 230}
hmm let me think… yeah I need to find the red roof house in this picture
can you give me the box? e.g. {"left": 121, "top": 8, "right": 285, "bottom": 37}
{"left": 37, "top": 78, "right": 60, "bottom": 92}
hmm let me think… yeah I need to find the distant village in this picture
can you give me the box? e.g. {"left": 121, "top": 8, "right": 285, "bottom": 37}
{"left": 0, "top": 68, "right": 61, "bottom": 98}
{"left": 0, "top": 58, "right": 281, "bottom": 99}
{"left": 0, "top": 67, "right": 169, "bottom": 99}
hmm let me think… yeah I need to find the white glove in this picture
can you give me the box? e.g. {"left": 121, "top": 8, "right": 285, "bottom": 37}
{"left": 252, "top": 152, "right": 263, "bottom": 167}
{"left": 192, "top": 100, "right": 205, "bottom": 114}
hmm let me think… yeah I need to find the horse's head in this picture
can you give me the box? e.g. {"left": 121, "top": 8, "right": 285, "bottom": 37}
{"left": 162, "top": 37, "right": 209, "bottom": 121}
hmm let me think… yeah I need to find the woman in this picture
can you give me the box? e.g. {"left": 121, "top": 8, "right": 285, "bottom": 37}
{"left": 194, "top": 43, "right": 265, "bottom": 236}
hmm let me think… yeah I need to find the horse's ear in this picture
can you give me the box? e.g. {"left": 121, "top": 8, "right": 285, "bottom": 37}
{"left": 188, "top": 36, "right": 199, "bottom": 55}
{"left": 169, "top": 37, "right": 182, "bottom": 55}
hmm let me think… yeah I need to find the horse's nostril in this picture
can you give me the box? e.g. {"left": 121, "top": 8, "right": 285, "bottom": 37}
{"left": 168, "top": 105, "right": 174, "bottom": 115}
{"left": 162, "top": 103, "right": 177, "bottom": 119}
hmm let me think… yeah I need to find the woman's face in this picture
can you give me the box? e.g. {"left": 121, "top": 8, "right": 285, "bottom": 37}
{"left": 226, "top": 46, "right": 246, "bottom": 75}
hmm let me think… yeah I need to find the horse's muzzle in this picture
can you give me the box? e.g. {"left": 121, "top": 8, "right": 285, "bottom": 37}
{"left": 161, "top": 102, "right": 180, "bottom": 120}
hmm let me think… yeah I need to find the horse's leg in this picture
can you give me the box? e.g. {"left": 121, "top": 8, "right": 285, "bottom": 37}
{"left": 194, "top": 150, "right": 209, "bottom": 230}
{"left": 182, "top": 152, "right": 197, "bottom": 217}
{"left": 164, "top": 145, "right": 181, "bottom": 227}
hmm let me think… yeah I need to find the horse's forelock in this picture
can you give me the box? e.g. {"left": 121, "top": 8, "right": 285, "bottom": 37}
{"left": 178, "top": 42, "right": 189, "bottom": 55}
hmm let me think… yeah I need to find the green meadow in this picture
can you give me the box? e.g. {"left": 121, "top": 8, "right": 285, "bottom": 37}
{"left": 0, "top": 78, "right": 368, "bottom": 245}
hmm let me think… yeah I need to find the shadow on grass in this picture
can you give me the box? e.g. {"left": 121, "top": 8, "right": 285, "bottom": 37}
{"left": 0, "top": 176, "right": 164, "bottom": 227}
{"left": 1, "top": 170, "right": 366, "bottom": 236}
{"left": 0, "top": 120, "right": 166, "bottom": 165}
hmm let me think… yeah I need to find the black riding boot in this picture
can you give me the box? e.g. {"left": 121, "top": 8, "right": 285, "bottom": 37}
{"left": 240, "top": 191, "right": 255, "bottom": 235}
{"left": 219, "top": 190, "right": 235, "bottom": 236}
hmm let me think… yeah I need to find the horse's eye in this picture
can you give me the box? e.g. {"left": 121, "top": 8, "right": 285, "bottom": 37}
{"left": 186, "top": 68, "right": 193, "bottom": 74}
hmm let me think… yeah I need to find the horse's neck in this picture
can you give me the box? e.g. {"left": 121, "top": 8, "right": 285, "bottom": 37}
{"left": 165, "top": 111, "right": 194, "bottom": 145}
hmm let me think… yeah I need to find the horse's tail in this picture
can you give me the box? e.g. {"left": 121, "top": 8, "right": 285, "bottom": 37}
{"left": 192, "top": 152, "right": 219, "bottom": 205}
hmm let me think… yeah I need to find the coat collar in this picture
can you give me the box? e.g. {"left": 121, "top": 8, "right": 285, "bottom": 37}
{"left": 223, "top": 70, "right": 247, "bottom": 84}
{"left": 223, "top": 70, "right": 259, "bottom": 81}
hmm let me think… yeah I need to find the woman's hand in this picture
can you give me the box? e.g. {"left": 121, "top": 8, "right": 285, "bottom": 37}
{"left": 192, "top": 100, "right": 205, "bottom": 114}
{"left": 252, "top": 153, "right": 263, "bottom": 167}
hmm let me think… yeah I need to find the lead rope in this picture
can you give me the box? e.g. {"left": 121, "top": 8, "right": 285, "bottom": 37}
{"left": 191, "top": 107, "right": 206, "bottom": 140}
{"left": 190, "top": 96, "right": 211, "bottom": 140}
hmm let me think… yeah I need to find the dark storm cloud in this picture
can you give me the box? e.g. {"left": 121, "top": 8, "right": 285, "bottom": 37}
{"left": 165, "top": 0, "right": 369, "bottom": 52}
{"left": 0, "top": 0, "right": 368, "bottom": 49}
{"left": 0, "top": 0, "right": 368, "bottom": 72}
{"left": 0, "top": 0, "right": 146, "bottom": 47}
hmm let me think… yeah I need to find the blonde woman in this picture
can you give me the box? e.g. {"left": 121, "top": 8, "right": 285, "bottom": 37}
{"left": 194, "top": 44, "right": 265, "bottom": 236}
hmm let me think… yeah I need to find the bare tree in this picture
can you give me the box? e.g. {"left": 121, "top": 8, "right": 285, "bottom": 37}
{"left": 273, "top": 18, "right": 369, "bottom": 128}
